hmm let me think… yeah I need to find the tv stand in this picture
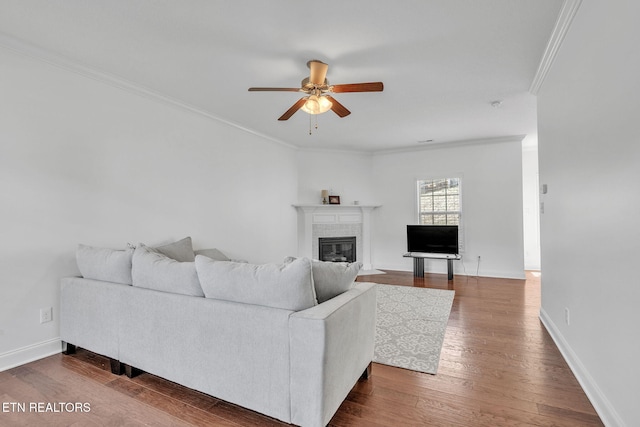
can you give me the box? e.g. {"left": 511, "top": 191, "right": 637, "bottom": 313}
{"left": 403, "top": 252, "right": 461, "bottom": 280}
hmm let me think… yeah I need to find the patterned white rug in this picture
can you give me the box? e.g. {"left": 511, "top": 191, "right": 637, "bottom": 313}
{"left": 374, "top": 284, "right": 455, "bottom": 375}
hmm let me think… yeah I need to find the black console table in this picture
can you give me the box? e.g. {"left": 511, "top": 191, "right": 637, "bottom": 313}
{"left": 403, "top": 252, "right": 461, "bottom": 280}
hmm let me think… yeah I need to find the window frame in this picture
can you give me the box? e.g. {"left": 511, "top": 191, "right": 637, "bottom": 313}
{"left": 415, "top": 176, "right": 464, "bottom": 253}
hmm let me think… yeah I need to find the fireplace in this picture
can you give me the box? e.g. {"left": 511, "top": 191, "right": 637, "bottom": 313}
{"left": 319, "top": 237, "right": 356, "bottom": 263}
{"left": 293, "top": 204, "right": 380, "bottom": 270}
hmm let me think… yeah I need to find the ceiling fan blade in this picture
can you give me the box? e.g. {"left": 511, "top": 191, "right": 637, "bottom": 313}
{"left": 324, "top": 95, "right": 351, "bottom": 118}
{"left": 248, "top": 87, "right": 301, "bottom": 92}
{"left": 278, "top": 97, "right": 307, "bottom": 121}
{"left": 308, "top": 60, "right": 329, "bottom": 85}
{"left": 331, "top": 82, "right": 384, "bottom": 93}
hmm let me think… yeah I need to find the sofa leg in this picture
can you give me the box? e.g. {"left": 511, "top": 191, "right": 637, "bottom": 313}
{"left": 62, "top": 342, "right": 76, "bottom": 355}
{"left": 124, "top": 364, "right": 142, "bottom": 379}
{"left": 359, "top": 362, "right": 372, "bottom": 381}
{"left": 110, "top": 358, "right": 124, "bottom": 375}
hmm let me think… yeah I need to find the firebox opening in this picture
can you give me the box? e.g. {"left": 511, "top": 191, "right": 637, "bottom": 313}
{"left": 319, "top": 236, "right": 356, "bottom": 263}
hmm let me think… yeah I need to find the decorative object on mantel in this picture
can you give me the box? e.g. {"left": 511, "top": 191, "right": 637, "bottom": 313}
{"left": 321, "top": 189, "right": 329, "bottom": 204}
{"left": 328, "top": 195, "right": 341, "bottom": 205}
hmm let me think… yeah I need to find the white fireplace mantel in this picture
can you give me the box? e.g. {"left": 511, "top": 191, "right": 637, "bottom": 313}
{"left": 293, "top": 204, "right": 381, "bottom": 270}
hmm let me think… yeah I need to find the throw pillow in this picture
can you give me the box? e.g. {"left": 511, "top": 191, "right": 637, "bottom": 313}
{"left": 153, "top": 236, "right": 195, "bottom": 262}
{"left": 195, "top": 255, "right": 317, "bottom": 311}
{"left": 132, "top": 244, "right": 203, "bottom": 297}
{"left": 194, "top": 248, "right": 230, "bottom": 261}
{"left": 284, "top": 257, "right": 362, "bottom": 303}
{"left": 76, "top": 244, "right": 133, "bottom": 285}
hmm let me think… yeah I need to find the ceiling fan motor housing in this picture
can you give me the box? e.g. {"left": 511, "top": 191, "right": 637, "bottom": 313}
{"left": 301, "top": 77, "right": 329, "bottom": 92}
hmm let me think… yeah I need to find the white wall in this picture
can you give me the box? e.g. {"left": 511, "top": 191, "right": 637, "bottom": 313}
{"left": 296, "top": 150, "right": 375, "bottom": 205}
{"left": 537, "top": 1, "right": 640, "bottom": 425}
{"left": 522, "top": 143, "right": 541, "bottom": 270}
{"left": 371, "top": 139, "right": 525, "bottom": 278}
{"left": 0, "top": 47, "right": 298, "bottom": 369}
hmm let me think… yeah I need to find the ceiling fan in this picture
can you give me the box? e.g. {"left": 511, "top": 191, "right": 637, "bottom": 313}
{"left": 248, "top": 60, "right": 384, "bottom": 121}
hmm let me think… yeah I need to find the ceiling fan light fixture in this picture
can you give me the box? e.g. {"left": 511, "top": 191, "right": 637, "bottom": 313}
{"left": 301, "top": 94, "right": 332, "bottom": 115}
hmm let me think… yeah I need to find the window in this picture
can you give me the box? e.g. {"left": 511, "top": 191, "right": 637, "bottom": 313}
{"left": 417, "top": 178, "right": 461, "bottom": 225}
{"left": 417, "top": 177, "right": 463, "bottom": 252}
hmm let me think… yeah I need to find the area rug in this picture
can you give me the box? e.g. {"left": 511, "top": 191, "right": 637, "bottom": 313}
{"left": 374, "top": 284, "right": 455, "bottom": 375}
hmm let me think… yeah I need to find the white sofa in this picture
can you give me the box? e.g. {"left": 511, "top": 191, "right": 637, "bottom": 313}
{"left": 60, "top": 239, "right": 377, "bottom": 427}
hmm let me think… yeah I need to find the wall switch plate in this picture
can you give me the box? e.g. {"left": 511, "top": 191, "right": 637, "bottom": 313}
{"left": 541, "top": 184, "right": 548, "bottom": 194}
{"left": 40, "top": 307, "right": 53, "bottom": 324}
{"left": 564, "top": 307, "right": 570, "bottom": 326}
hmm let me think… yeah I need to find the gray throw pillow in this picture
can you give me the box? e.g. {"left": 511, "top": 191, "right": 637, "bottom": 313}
{"left": 76, "top": 244, "right": 133, "bottom": 285}
{"left": 195, "top": 256, "right": 317, "bottom": 311}
{"left": 194, "top": 248, "right": 230, "bottom": 261}
{"left": 132, "top": 244, "right": 203, "bottom": 297}
{"left": 285, "top": 257, "right": 362, "bottom": 303}
{"left": 153, "top": 236, "right": 195, "bottom": 262}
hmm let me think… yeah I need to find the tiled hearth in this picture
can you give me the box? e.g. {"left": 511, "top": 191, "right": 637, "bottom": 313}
{"left": 293, "top": 204, "right": 380, "bottom": 270}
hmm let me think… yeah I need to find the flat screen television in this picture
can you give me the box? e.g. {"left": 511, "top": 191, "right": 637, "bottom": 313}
{"left": 407, "top": 225, "right": 459, "bottom": 255}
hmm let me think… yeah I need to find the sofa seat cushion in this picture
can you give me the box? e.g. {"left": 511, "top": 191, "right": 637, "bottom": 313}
{"left": 76, "top": 244, "right": 134, "bottom": 285}
{"left": 285, "top": 257, "right": 362, "bottom": 303}
{"left": 195, "top": 256, "right": 317, "bottom": 311}
{"left": 132, "top": 244, "right": 203, "bottom": 297}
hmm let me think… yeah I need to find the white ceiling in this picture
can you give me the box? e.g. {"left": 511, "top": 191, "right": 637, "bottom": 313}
{"left": 0, "top": 0, "right": 564, "bottom": 152}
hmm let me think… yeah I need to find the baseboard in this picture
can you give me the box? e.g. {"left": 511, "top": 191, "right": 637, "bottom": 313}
{"left": 472, "top": 269, "right": 526, "bottom": 280}
{"left": 375, "top": 264, "right": 525, "bottom": 280}
{"left": 539, "top": 308, "right": 624, "bottom": 427}
{"left": 0, "top": 338, "right": 62, "bottom": 372}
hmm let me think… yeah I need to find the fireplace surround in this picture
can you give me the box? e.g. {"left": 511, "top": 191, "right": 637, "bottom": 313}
{"left": 293, "top": 204, "right": 380, "bottom": 270}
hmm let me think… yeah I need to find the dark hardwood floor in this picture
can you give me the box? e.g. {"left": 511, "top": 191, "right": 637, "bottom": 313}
{"left": 0, "top": 271, "right": 602, "bottom": 426}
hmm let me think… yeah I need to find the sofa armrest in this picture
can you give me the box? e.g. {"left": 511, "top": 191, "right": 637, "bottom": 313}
{"left": 60, "top": 277, "right": 128, "bottom": 360}
{"left": 289, "top": 282, "right": 377, "bottom": 427}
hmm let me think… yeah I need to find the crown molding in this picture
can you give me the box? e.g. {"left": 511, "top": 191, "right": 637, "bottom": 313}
{"left": 372, "top": 135, "right": 526, "bottom": 156}
{"left": 529, "top": 0, "right": 583, "bottom": 95}
{"left": 0, "top": 32, "right": 297, "bottom": 151}
{"left": 295, "top": 146, "right": 375, "bottom": 156}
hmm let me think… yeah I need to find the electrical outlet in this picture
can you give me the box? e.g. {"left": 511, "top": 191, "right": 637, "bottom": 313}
{"left": 40, "top": 307, "right": 53, "bottom": 324}
{"left": 564, "top": 307, "right": 570, "bottom": 326}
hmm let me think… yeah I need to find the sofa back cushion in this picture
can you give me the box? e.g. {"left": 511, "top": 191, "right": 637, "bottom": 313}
{"left": 76, "top": 244, "right": 133, "bottom": 285}
{"left": 132, "top": 244, "right": 203, "bottom": 297}
{"left": 284, "top": 257, "right": 362, "bottom": 303}
{"left": 195, "top": 256, "right": 317, "bottom": 311}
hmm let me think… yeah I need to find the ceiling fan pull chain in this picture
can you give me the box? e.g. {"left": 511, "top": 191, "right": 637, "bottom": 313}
{"left": 309, "top": 114, "right": 312, "bottom": 135}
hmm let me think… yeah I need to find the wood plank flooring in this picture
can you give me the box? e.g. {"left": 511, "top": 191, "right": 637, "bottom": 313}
{"left": 0, "top": 271, "right": 602, "bottom": 426}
